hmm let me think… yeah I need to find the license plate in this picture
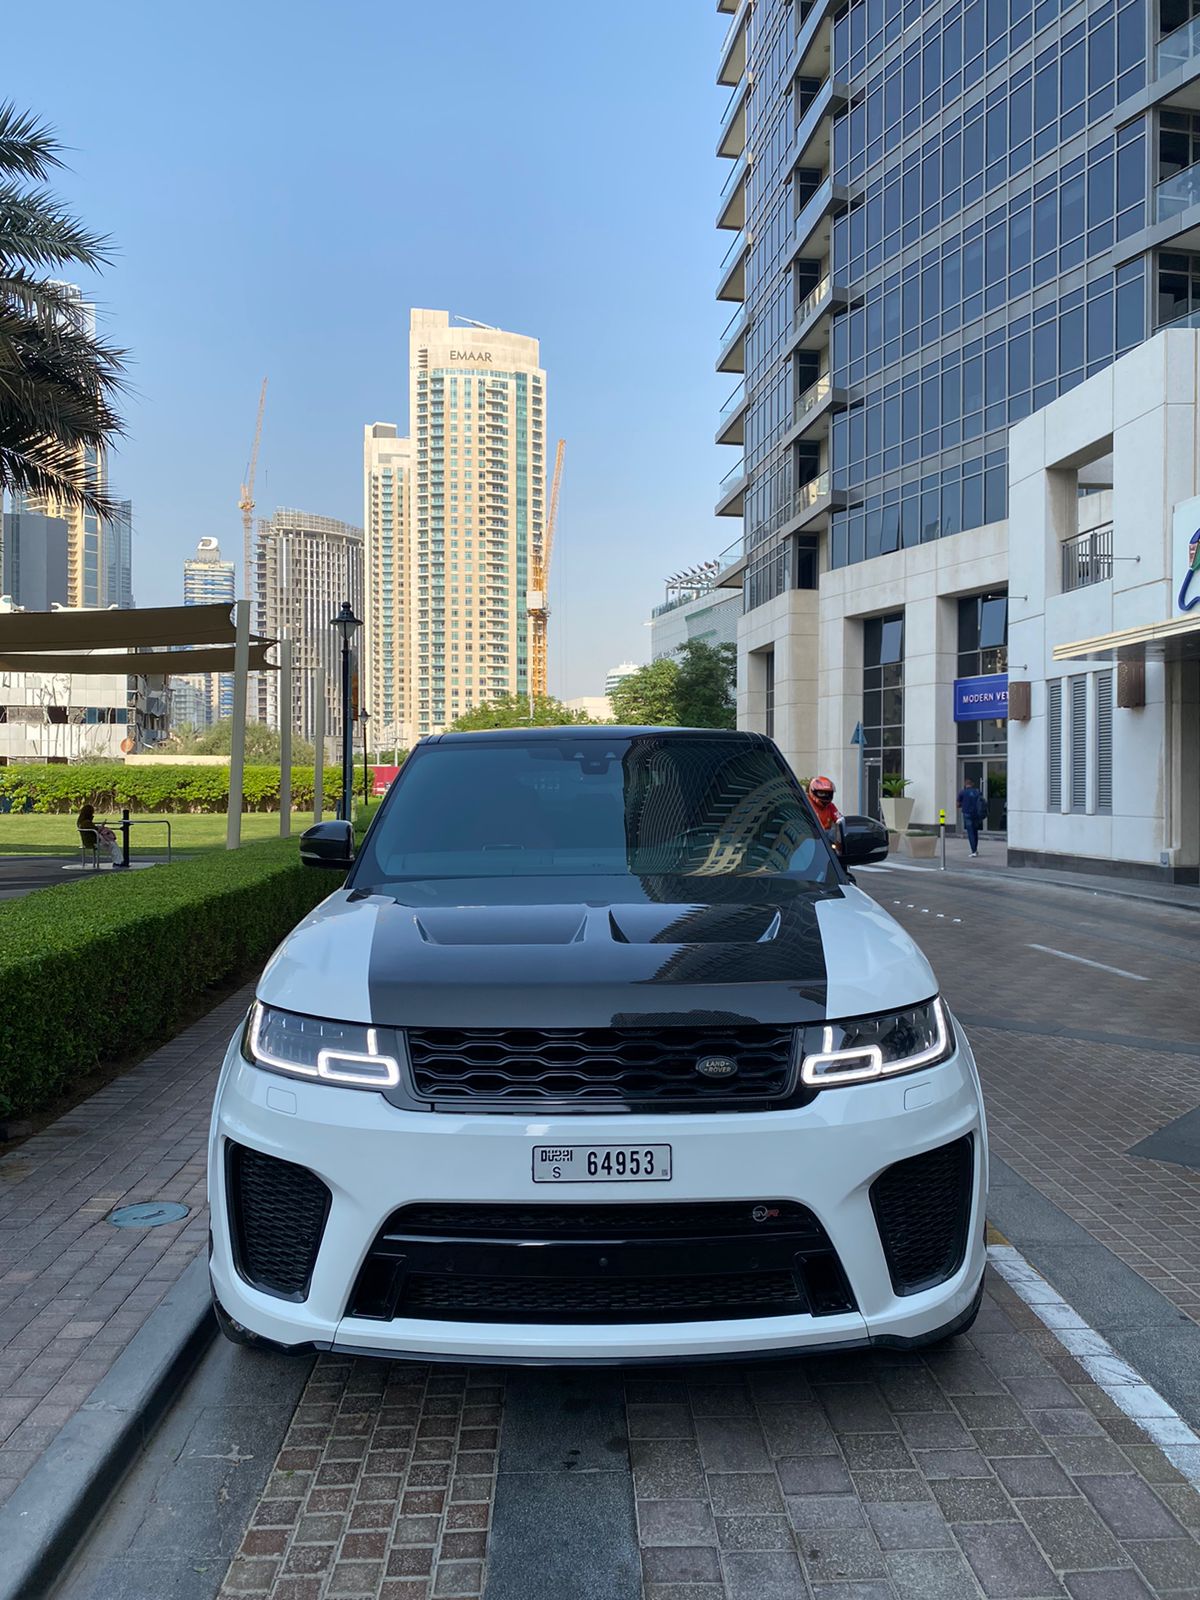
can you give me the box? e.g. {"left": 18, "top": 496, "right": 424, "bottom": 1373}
{"left": 532, "top": 1144, "right": 672, "bottom": 1183}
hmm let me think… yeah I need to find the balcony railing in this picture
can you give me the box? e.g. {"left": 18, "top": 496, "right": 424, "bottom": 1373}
{"left": 720, "top": 227, "right": 747, "bottom": 271}
{"left": 721, "top": 148, "right": 749, "bottom": 200}
{"left": 796, "top": 471, "right": 830, "bottom": 512}
{"left": 1158, "top": 12, "right": 1200, "bottom": 75}
{"left": 1157, "top": 156, "right": 1200, "bottom": 220}
{"left": 719, "top": 302, "right": 748, "bottom": 350}
{"left": 1157, "top": 303, "right": 1200, "bottom": 332}
{"left": 1062, "top": 525, "right": 1113, "bottom": 592}
{"left": 795, "top": 372, "right": 832, "bottom": 421}
{"left": 719, "top": 381, "right": 747, "bottom": 424}
{"left": 794, "top": 273, "right": 831, "bottom": 328}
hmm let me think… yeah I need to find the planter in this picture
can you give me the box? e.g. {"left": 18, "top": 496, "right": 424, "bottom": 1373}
{"left": 880, "top": 796, "right": 915, "bottom": 833}
{"left": 901, "top": 832, "right": 938, "bottom": 859}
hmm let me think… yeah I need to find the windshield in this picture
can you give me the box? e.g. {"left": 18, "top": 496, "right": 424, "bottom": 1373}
{"left": 354, "top": 734, "right": 834, "bottom": 884}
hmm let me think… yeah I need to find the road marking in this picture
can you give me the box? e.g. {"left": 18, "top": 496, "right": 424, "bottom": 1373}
{"left": 989, "top": 1244, "right": 1200, "bottom": 1485}
{"left": 1027, "top": 943, "right": 1147, "bottom": 981}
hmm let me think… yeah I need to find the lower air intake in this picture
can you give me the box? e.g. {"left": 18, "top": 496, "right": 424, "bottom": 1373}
{"left": 870, "top": 1135, "right": 974, "bottom": 1296}
{"left": 226, "top": 1142, "right": 330, "bottom": 1301}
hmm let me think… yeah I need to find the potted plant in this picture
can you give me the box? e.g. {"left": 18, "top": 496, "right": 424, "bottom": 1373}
{"left": 880, "top": 775, "right": 915, "bottom": 834}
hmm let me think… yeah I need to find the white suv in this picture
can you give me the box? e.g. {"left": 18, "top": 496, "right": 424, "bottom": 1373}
{"left": 208, "top": 728, "right": 987, "bottom": 1364}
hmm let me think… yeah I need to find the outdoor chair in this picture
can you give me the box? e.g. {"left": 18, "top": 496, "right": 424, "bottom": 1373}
{"left": 77, "top": 827, "right": 101, "bottom": 871}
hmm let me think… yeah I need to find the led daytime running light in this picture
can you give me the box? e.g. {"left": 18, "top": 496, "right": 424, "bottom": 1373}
{"left": 248, "top": 1004, "right": 401, "bottom": 1089}
{"left": 800, "top": 997, "right": 950, "bottom": 1087}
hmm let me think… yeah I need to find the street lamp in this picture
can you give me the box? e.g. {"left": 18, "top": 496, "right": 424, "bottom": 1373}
{"left": 361, "top": 708, "right": 370, "bottom": 806}
{"left": 330, "top": 600, "right": 362, "bottom": 823}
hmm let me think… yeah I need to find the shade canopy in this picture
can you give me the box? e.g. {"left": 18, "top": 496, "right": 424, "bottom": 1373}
{"left": 1053, "top": 611, "right": 1200, "bottom": 662}
{"left": 0, "top": 602, "right": 249, "bottom": 652}
{"left": 0, "top": 643, "right": 278, "bottom": 676}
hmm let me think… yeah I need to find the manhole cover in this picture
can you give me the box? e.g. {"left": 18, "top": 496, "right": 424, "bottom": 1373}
{"left": 107, "top": 1201, "right": 190, "bottom": 1228}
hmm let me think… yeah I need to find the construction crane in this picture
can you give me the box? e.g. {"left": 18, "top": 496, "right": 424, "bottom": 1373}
{"left": 527, "top": 438, "right": 565, "bottom": 702}
{"left": 238, "top": 378, "right": 268, "bottom": 602}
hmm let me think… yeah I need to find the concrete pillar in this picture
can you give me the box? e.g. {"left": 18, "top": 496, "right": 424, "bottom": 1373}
{"left": 226, "top": 599, "right": 250, "bottom": 850}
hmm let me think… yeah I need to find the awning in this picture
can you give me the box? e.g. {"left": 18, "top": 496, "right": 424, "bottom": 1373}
{"left": 1053, "top": 611, "right": 1200, "bottom": 663}
{"left": 0, "top": 643, "right": 278, "bottom": 676}
{"left": 0, "top": 603, "right": 243, "bottom": 651}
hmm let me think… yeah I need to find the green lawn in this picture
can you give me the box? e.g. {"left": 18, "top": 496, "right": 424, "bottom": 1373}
{"left": 0, "top": 810, "right": 340, "bottom": 858}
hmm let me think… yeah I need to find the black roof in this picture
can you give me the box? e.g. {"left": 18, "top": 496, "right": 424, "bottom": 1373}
{"left": 425, "top": 726, "right": 767, "bottom": 744}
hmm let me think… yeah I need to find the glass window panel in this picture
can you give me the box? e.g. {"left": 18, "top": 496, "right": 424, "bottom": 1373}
{"left": 979, "top": 597, "right": 1008, "bottom": 647}
{"left": 880, "top": 617, "right": 904, "bottom": 664}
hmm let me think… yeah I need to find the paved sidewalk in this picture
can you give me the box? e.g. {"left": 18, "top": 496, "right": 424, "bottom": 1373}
{"left": 0, "top": 985, "right": 248, "bottom": 1506}
{"left": 886, "top": 835, "right": 1200, "bottom": 913}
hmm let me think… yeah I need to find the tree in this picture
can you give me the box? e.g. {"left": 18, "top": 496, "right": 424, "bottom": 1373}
{"left": 674, "top": 639, "right": 737, "bottom": 730}
{"left": 166, "top": 717, "right": 317, "bottom": 765}
{"left": 448, "top": 693, "right": 594, "bottom": 731}
{"left": 0, "top": 104, "right": 126, "bottom": 520}
{"left": 610, "top": 658, "right": 679, "bottom": 725}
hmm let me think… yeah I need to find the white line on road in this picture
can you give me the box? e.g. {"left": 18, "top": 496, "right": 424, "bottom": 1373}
{"left": 988, "top": 1245, "right": 1200, "bottom": 1485}
{"left": 1027, "top": 943, "right": 1147, "bottom": 981}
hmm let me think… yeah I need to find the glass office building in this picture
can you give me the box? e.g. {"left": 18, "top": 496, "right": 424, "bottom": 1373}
{"left": 715, "top": 0, "right": 1200, "bottom": 824}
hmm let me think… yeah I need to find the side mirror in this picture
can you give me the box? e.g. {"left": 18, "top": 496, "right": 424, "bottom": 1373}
{"left": 839, "top": 814, "right": 889, "bottom": 866}
{"left": 300, "top": 819, "right": 355, "bottom": 870}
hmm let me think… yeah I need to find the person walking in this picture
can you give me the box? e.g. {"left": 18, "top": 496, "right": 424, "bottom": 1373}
{"left": 956, "top": 777, "right": 988, "bottom": 857}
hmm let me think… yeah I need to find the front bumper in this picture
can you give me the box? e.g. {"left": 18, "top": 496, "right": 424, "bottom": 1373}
{"left": 207, "top": 1023, "right": 988, "bottom": 1363}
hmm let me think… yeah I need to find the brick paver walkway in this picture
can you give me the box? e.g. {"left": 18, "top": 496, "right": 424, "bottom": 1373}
{"left": 0, "top": 984, "right": 249, "bottom": 1506}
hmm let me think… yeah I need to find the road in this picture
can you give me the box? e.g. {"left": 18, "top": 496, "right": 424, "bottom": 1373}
{"left": 53, "top": 866, "right": 1200, "bottom": 1600}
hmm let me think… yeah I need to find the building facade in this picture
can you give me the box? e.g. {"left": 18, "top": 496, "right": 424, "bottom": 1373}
{"left": 363, "top": 423, "right": 414, "bottom": 748}
{"left": 182, "top": 537, "right": 236, "bottom": 722}
{"left": 605, "top": 661, "right": 642, "bottom": 699}
{"left": 363, "top": 310, "right": 548, "bottom": 746}
{"left": 649, "top": 564, "right": 741, "bottom": 660}
{"left": 2, "top": 500, "right": 69, "bottom": 610}
{"left": 254, "top": 508, "right": 364, "bottom": 741}
{"left": 104, "top": 498, "right": 134, "bottom": 609}
{"left": 1006, "top": 331, "right": 1200, "bottom": 882}
{"left": 713, "top": 0, "right": 1200, "bottom": 866}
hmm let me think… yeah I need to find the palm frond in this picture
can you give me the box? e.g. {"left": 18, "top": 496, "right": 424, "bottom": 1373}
{"left": 0, "top": 184, "right": 112, "bottom": 272}
{"left": 0, "top": 103, "right": 64, "bottom": 182}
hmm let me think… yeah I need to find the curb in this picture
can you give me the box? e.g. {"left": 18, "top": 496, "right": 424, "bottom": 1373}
{"left": 0, "top": 1252, "right": 216, "bottom": 1600}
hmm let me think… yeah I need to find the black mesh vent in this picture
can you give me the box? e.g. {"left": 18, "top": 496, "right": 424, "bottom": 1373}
{"left": 226, "top": 1142, "right": 331, "bottom": 1301}
{"left": 406, "top": 1023, "right": 797, "bottom": 1108}
{"left": 347, "top": 1199, "right": 857, "bottom": 1325}
{"left": 398, "top": 1270, "right": 806, "bottom": 1323}
{"left": 870, "top": 1136, "right": 974, "bottom": 1297}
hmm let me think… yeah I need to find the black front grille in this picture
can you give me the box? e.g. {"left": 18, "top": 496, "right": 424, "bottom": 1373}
{"left": 226, "top": 1142, "right": 331, "bottom": 1301}
{"left": 347, "top": 1199, "right": 856, "bottom": 1325}
{"left": 871, "top": 1136, "right": 974, "bottom": 1297}
{"left": 399, "top": 1270, "right": 805, "bottom": 1322}
{"left": 406, "top": 1023, "right": 798, "bottom": 1108}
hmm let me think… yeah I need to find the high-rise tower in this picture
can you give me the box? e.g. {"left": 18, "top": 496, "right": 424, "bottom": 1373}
{"left": 183, "top": 537, "right": 236, "bottom": 722}
{"left": 254, "top": 508, "right": 364, "bottom": 741}
{"left": 363, "top": 310, "right": 547, "bottom": 746}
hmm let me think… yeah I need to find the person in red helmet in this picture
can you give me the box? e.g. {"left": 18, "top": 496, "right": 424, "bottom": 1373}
{"left": 808, "top": 775, "right": 842, "bottom": 853}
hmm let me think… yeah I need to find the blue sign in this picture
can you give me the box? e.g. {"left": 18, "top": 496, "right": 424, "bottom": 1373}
{"left": 954, "top": 673, "right": 1008, "bottom": 722}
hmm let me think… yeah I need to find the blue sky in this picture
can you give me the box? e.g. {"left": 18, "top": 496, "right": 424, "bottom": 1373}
{"left": 16, "top": 0, "right": 732, "bottom": 699}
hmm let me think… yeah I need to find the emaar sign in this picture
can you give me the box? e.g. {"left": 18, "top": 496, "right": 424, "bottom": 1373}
{"left": 953, "top": 673, "right": 1008, "bottom": 721}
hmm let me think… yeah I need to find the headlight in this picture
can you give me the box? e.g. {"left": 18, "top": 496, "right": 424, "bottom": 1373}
{"left": 800, "top": 996, "right": 952, "bottom": 1087}
{"left": 243, "top": 1002, "right": 401, "bottom": 1089}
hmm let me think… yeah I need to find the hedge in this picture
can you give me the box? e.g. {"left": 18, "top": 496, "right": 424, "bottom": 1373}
{"left": 0, "top": 837, "right": 342, "bottom": 1115}
{"left": 0, "top": 764, "right": 348, "bottom": 814}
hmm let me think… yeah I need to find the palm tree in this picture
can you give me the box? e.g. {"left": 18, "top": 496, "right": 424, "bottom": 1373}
{"left": 0, "top": 103, "right": 125, "bottom": 519}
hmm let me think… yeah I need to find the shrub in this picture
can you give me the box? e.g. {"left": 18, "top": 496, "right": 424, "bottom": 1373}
{"left": 0, "top": 764, "right": 350, "bottom": 815}
{"left": 0, "top": 837, "right": 341, "bottom": 1115}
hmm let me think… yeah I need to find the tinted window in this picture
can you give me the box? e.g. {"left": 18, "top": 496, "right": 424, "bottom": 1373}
{"left": 357, "top": 738, "right": 831, "bottom": 884}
